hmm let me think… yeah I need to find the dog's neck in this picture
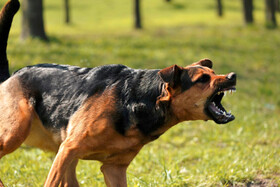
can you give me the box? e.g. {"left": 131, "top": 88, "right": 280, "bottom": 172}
{"left": 129, "top": 73, "right": 180, "bottom": 140}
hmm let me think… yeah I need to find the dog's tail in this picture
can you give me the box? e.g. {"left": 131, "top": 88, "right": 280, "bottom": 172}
{"left": 0, "top": 0, "right": 19, "bottom": 82}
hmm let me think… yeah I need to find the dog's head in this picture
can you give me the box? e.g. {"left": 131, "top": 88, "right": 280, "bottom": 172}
{"left": 158, "top": 59, "right": 236, "bottom": 124}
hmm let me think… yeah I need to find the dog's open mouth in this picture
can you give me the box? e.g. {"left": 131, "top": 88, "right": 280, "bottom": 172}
{"left": 206, "top": 86, "right": 236, "bottom": 124}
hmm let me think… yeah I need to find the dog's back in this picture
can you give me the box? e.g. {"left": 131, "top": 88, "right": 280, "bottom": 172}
{"left": 13, "top": 63, "right": 167, "bottom": 136}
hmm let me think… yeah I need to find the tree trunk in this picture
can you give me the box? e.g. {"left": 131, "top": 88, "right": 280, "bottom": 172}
{"left": 275, "top": 0, "right": 280, "bottom": 12}
{"left": 242, "top": 0, "right": 254, "bottom": 24}
{"left": 21, "top": 0, "right": 48, "bottom": 40}
{"left": 134, "top": 0, "right": 142, "bottom": 29}
{"left": 64, "top": 0, "right": 70, "bottom": 24}
{"left": 265, "top": 0, "right": 277, "bottom": 27}
{"left": 217, "top": 0, "right": 223, "bottom": 17}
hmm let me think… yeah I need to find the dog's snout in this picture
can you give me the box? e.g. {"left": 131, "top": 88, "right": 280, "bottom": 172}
{"left": 226, "top": 72, "right": 236, "bottom": 81}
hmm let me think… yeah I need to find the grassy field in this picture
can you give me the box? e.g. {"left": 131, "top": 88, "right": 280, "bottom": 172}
{"left": 0, "top": 0, "right": 280, "bottom": 186}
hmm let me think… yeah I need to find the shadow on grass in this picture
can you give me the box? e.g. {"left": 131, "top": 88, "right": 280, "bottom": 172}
{"left": 171, "top": 3, "right": 186, "bottom": 10}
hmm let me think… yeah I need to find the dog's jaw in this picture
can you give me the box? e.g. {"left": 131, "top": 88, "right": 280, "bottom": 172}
{"left": 205, "top": 73, "right": 237, "bottom": 124}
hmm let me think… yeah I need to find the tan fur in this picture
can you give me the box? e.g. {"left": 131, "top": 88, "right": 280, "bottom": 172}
{"left": 0, "top": 77, "right": 33, "bottom": 157}
{"left": 101, "top": 164, "right": 128, "bottom": 187}
{"left": 59, "top": 159, "right": 79, "bottom": 187}
{"left": 170, "top": 65, "right": 228, "bottom": 122}
{"left": 24, "top": 114, "right": 60, "bottom": 152}
{"left": 44, "top": 89, "right": 145, "bottom": 186}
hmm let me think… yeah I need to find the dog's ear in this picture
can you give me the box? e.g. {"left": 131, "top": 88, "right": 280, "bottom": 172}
{"left": 158, "top": 65, "right": 182, "bottom": 88}
{"left": 189, "top": 58, "right": 213, "bottom": 69}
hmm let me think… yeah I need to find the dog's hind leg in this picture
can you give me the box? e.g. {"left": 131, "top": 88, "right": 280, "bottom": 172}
{"left": 0, "top": 77, "right": 34, "bottom": 186}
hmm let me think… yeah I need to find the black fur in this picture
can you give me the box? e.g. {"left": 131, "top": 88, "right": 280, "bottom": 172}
{"left": 180, "top": 69, "right": 193, "bottom": 91}
{"left": 14, "top": 64, "right": 173, "bottom": 135}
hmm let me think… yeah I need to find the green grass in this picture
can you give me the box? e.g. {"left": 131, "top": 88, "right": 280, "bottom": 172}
{"left": 0, "top": 0, "right": 280, "bottom": 186}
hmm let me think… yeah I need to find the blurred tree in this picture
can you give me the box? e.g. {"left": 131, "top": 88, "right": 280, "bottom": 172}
{"left": 265, "top": 0, "right": 277, "bottom": 27}
{"left": 21, "top": 0, "right": 48, "bottom": 40}
{"left": 134, "top": 0, "right": 142, "bottom": 29}
{"left": 217, "top": 0, "right": 223, "bottom": 17}
{"left": 242, "top": 0, "right": 254, "bottom": 24}
{"left": 275, "top": 0, "right": 280, "bottom": 11}
{"left": 166, "top": 0, "right": 171, "bottom": 2}
{"left": 64, "top": 0, "right": 70, "bottom": 24}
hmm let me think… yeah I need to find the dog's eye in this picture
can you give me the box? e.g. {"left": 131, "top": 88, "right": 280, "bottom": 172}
{"left": 197, "top": 74, "right": 210, "bottom": 83}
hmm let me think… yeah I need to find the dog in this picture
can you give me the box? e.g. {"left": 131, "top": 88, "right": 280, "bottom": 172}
{"left": 0, "top": 0, "right": 236, "bottom": 186}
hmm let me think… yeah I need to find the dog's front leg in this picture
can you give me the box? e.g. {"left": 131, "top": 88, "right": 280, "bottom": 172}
{"left": 101, "top": 164, "right": 128, "bottom": 187}
{"left": 44, "top": 141, "right": 78, "bottom": 187}
{"left": 59, "top": 159, "right": 79, "bottom": 187}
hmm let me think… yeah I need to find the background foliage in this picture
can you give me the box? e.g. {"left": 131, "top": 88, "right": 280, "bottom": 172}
{"left": 0, "top": 0, "right": 279, "bottom": 186}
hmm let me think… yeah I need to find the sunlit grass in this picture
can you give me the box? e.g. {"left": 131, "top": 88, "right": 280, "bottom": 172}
{"left": 0, "top": 0, "right": 279, "bottom": 186}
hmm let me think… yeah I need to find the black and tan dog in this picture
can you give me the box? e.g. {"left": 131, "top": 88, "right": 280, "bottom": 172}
{"left": 0, "top": 0, "right": 236, "bottom": 186}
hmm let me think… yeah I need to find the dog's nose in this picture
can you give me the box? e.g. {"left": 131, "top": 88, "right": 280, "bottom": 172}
{"left": 226, "top": 72, "right": 236, "bottom": 81}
